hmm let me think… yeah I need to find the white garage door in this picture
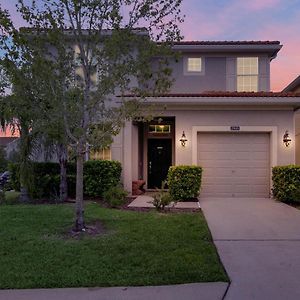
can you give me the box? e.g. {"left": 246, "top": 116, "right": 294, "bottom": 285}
{"left": 197, "top": 132, "right": 270, "bottom": 198}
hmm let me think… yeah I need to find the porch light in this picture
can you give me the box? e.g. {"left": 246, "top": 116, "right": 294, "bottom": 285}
{"left": 283, "top": 130, "right": 291, "bottom": 147}
{"left": 180, "top": 131, "right": 188, "bottom": 147}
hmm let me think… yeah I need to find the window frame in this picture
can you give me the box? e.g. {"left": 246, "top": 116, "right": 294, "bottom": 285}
{"left": 183, "top": 56, "right": 205, "bottom": 76}
{"left": 236, "top": 57, "right": 259, "bottom": 92}
{"left": 89, "top": 148, "right": 112, "bottom": 160}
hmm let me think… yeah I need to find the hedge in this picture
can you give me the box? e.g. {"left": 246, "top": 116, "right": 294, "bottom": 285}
{"left": 84, "top": 160, "right": 122, "bottom": 197}
{"left": 272, "top": 165, "right": 300, "bottom": 203}
{"left": 9, "top": 160, "right": 122, "bottom": 199}
{"left": 167, "top": 165, "right": 202, "bottom": 201}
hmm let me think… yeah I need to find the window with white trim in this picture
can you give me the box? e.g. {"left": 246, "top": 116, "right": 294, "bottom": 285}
{"left": 237, "top": 57, "right": 258, "bottom": 92}
{"left": 187, "top": 57, "right": 202, "bottom": 72}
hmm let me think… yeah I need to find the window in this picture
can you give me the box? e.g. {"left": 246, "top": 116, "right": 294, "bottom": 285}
{"left": 187, "top": 58, "right": 202, "bottom": 72}
{"left": 90, "top": 148, "right": 111, "bottom": 160}
{"left": 149, "top": 124, "right": 171, "bottom": 133}
{"left": 237, "top": 57, "right": 258, "bottom": 92}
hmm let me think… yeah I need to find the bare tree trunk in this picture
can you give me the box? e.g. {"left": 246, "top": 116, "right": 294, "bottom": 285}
{"left": 75, "top": 140, "right": 85, "bottom": 231}
{"left": 19, "top": 126, "right": 32, "bottom": 203}
{"left": 20, "top": 186, "right": 30, "bottom": 203}
{"left": 58, "top": 143, "right": 68, "bottom": 202}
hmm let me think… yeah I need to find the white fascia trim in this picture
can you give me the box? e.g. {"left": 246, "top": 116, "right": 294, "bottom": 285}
{"left": 145, "top": 97, "right": 300, "bottom": 107}
{"left": 172, "top": 44, "right": 282, "bottom": 53}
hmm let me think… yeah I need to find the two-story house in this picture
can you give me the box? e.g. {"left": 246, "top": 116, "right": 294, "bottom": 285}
{"left": 106, "top": 41, "right": 300, "bottom": 198}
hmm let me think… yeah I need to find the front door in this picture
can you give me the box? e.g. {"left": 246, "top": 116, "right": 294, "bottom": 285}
{"left": 147, "top": 139, "right": 172, "bottom": 189}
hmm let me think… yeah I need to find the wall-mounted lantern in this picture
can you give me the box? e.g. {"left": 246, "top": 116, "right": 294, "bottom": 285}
{"left": 283, "top": 130, "right": 291, "bottom": 147}
{"left": 180, "top": 131, "right": 188, "bottom": 147}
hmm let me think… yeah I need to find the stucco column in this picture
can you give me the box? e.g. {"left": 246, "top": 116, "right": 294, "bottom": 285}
{"left": 123, "top": 121, "right": 133, "bottom": 193}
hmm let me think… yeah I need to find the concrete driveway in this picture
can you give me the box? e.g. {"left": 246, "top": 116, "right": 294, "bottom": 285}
{"left": 200, "top": 197, "right": 300, "bottom": 300}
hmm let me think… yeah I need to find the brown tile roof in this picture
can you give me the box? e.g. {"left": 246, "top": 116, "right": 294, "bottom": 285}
{"left": 172, "top": 41, "right": 281, "bottom": 46}
{"left": 122, "top": 92, "right": 300, "bottom": 98}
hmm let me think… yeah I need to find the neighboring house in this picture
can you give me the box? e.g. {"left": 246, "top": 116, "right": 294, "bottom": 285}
{"left": 1, "top": 137, "right": 18, "bottom": 159}
{"left": 282, "top": 75, "right": 300, "bottom": 164}
{"left": 107, "top": 41, "right": 300, "bottom": 198}
{"left": 0, "top": 137, "right": 18, "bottom": 148}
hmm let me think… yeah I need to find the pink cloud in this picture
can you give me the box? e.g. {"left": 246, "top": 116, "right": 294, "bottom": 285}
{"left": 180, "top": 0, "right": 283, "bottom": 40}
{"left": 0, "top": 128, "right": 19, "bottom": 137}
{"left": 255, "top": 18, "right": 300, "bottom": 91}
{"left": 247, "top": 0, "right": 282, "bottom": 11}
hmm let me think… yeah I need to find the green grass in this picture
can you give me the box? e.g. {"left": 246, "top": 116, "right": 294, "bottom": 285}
{"left": 0, "top": 203, "right": 228, "bottom": 288}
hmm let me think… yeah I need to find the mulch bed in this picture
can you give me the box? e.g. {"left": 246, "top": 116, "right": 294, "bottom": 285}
{"left": 68, "top": 219, "right": 108, "bottom": 238}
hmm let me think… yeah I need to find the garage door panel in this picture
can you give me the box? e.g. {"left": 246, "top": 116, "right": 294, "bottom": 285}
{"left": 234, "top": 185, "right": 251, "bottom": 194}
{"left": 197, "top": 144, "right": 233, "bottom": 152}
{"left": 204, "top": 168, "right": 234, "bottom": 177}
{"left": 248, "top": 143, "right": 269, "bottom": 151}
{"left": 234, "top": 177, "right": 267, "bottom": 185}
{"left": 204, "top": 184, "right": 234, "bottom": 194}
{"left": 201, "top": 160, "right": 235, "bottom": 168}
{"left": 234, "top": 151, "right": 251, "bottom": 160}
{"left": 249, "top": 161, "right": 268, "bottom": 168}
{"left": 198, "top": 151, "right": 233, "bottom": 160}
{"left": 231, "top": 160, "right": 268, "bottom": 168}
{"left": 197, "top": 132, "right": 270, "bottom": 198}
{"left": 203, "top": 176, "right": 237, "bottom": 185}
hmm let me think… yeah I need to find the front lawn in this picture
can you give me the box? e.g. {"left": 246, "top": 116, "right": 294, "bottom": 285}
{"left": 0, "top": 203, "right": 227, "bottom": 288}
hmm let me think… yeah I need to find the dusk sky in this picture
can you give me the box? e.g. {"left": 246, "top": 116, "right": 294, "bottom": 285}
{"left": 1, "top": 0, "right": 300, "bottom": 91}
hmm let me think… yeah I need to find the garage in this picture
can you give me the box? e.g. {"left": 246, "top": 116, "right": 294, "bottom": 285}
{"left": 197, "top": 132, "right": 270, "bottom": 198}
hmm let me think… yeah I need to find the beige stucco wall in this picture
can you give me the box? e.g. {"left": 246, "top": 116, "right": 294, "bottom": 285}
{"left": 295, "top": 111, "right": 300, "bottom": 164}
{"left": 117, "top": 109, "right": 296, "bottom": 192}
{"left": 296, "top": 134, "right": 300, "bottom": 165}
{"left": 171, "top": 109, "right": 295, "bottom": 167}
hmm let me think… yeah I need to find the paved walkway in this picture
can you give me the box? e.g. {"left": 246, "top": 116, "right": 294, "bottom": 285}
{"left": 128, "top": 195, "right": 200, "bottom": 209}
{"left": 0, "top": 283, "right": 228, "bottom": 300}
{"left": 200, "top": 197, "right": 300, "bottom": 300}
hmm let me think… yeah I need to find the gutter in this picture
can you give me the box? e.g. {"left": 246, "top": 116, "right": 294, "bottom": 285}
{"left": 142, "top": 96, "right": 300, "bottom": 108}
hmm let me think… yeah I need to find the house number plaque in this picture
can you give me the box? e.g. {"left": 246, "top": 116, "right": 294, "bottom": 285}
{"left": 230, "top": 126, "right": 240, "bottom": 131}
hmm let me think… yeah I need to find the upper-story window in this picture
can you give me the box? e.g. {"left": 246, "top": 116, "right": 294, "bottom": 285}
{"left": 184, "top": 57, "right": 204, "bottom": 75}
{"left": 188, "top": 58, "right": 202, "bottom": 72}
{"left": 237, "top": 57, "right": 258, "bottom": 92}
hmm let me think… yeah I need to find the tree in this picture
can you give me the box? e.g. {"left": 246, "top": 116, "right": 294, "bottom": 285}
{"left": 0, "top": 9, "right": 73, "bottom": 202}
{"left": 7, "top": 0, "right": 183, "bottom": 231}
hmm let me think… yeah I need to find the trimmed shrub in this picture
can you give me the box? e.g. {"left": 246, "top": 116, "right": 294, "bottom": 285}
{"left": 0, "top": 191, "right": 20, "bottom": 205}
{"left": 8, "top": 163, "right": 21, "bottom": 191}
{"left": 0, "top": 190, "right": 5, "bottom": 204}
{"left": 84, "top": 160, "right": 122, "bottom": 197}
{"left": 67, "top": 174, "right": 76, "bottom": 198}
{"left": 103, "top": 186, "right": 128, "bottom": 208}
{"left": 272, "top": 165, "right": 300, "bottom": 203}
{"left": 168, "top": 165, "right": 202, "bottom": 201}
{"left": 9, "top": 160, "right": 122, "bottom": 200}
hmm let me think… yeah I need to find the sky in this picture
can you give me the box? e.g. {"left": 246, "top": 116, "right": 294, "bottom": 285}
{"left": 1, "top": 0, "right": 300, "bottom": 93}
